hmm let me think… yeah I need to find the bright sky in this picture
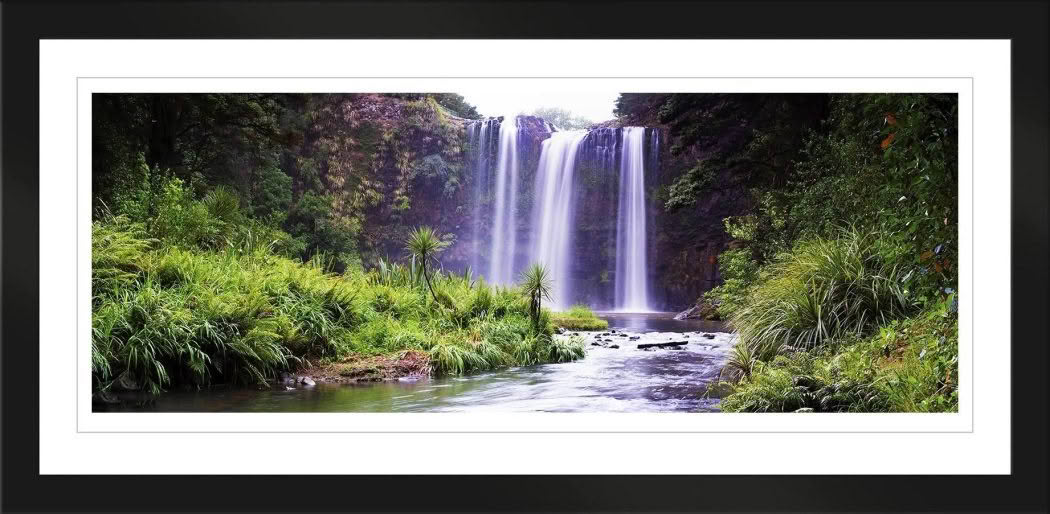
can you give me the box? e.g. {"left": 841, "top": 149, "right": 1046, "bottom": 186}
{"left": 460, "top": 90, "right": 621, "bottom": 123}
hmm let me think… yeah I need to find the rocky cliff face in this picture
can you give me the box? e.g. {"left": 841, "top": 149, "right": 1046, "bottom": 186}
{"left": 308, "top": 94, "right": 477, "bottom": 268}
{"left": 572, "top": 125, "right": 743, "bottom": 310}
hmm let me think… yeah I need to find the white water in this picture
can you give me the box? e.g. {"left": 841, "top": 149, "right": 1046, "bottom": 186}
{"left": 487, "top": 117, "right": 520, "bottom": 286}
{"left": 531, "top": 130, "right": 588, "bottom": 310}
{"left": 469, "top": 120, "right": 495, "bottom": 278}
{"left": 470, "top": 120, "right": 656, "bottom": 310}
{"left": 615, "top": 127, "right": 651, "bottom": 312}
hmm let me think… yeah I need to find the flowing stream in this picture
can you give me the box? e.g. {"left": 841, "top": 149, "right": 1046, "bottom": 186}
{"left": 133, "top": 313, "right": 735, "bottom": 413}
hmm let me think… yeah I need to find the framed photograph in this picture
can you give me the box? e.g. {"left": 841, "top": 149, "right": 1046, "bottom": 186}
{"left": 2, "top": 1, "right": 1046, "bottom": 513}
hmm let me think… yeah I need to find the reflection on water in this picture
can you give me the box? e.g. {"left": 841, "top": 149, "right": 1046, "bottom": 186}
{"left": 594, "top": 311, "right": 729, "bottom": 333}
{"left": 110, "top": 312, "right": 737, "bottom": 413}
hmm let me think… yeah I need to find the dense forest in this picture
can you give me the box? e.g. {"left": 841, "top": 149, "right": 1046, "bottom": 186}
{"left": 615, "top": 93, "right": 958, "bottom": 411}
{"left": 92, "top": 92, "right": 958, "bottom": 412}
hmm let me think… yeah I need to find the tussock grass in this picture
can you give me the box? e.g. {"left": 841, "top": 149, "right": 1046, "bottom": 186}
{"left": 550, "top": 304, "right": 609, "bottom": 331}
{"left": 718, "top": 228, "right": 956, "bottom": 413}
{"left": 92, "top": 217, "right": 584, "bottom": 395}
{"left": 730, "top": 228, "right": 916, "bottom": 360}
{"left": 721, "top": 301, "right": 958, "bottom": 413}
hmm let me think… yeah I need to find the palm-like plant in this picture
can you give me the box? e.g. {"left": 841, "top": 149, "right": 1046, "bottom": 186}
{"left": 404, "top": 226, "right": 449, "bottom": 303}
{"left": 519, "top": 263, "right": 553, "bottom": 330}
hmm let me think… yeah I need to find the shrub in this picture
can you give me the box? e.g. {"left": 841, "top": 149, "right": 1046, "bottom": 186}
{"left": 91, "top": 214, "right": 583, "bottom": 396}
{"left": 150, "top": 177, "right": 224, "bottom": 248}
{"left": 519, "top": 263, "right": 553, "bottom": 330}
{"left": 543, "top": 335, "right": 586, "bottom": 363}
{"left": 703, "top": 248, "right": 759, "bottom": 319}
{"left": 730, "top": 227, "right": 917, "bottom": 360}
{"left": 721, "top": 301, "right": 957, "bottom": 413}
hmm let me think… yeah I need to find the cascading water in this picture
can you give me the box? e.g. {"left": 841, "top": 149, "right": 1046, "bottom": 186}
{"left": 615, "top": 127, "right": 651, "bottom": 312}
{"left": 468, "top": 119, "right": 496, "bottom": 278}
{"left": 531, "top": 130, "right": 588, "bottom": 310}
{"left": 487, "top": 117, "right": 520, "bottom": 286}
{"left": 467, "top": 118, "right": 657, "bottom": 310}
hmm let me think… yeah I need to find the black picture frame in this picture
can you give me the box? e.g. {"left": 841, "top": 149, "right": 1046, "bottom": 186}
{"left": 2, "top": 1, "right": 1046, "bottom": 513}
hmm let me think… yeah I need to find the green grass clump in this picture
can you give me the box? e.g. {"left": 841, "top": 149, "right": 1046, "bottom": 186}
{"left": 92, "top": 216, "right": 584, "bottom": 396}
{"left": 721, "top": 302, "right": 958, "bottom": 412}
{"left": 550, "top": 304, "right": 609, "bottom": 331}
{"left": 545, "top": 335, "right": 587, "bottom": 362}
{"left": 718, "top": 227, "right": 956, "bottom": 413}
{"left": 730, "top": 228, "right": 916, "bottom": 360}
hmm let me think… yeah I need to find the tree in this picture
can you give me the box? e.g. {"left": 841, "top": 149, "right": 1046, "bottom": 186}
{"left": 519, "top": 263, "right": 553, "bottom": 330}
{"left": 92, "top": 93, "right": 289, "bottom": 212}
{"left": 404, "top": 226, "right": 450, "bottom": 302}
{"left": 430, "top": 93, "right": 481, "bottom": 119}
{"left": 532, "top": 107, "right": 595, "bottom": 130}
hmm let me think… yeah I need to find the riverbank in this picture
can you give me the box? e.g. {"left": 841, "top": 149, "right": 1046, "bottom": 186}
{"left": 719, "top": 305, "right": 958, "bottom": 412}
{"left": 106, "top": 313, "right": 737, "bottom": 413}
{"left": 712, "top": 229, "right": 960, "bottom": 413}
{"left": 92, "top": 215, "right": 588, "bottom": 398}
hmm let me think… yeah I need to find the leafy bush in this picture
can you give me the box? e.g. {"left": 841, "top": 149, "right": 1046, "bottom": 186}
{"left": 544, "top": 335, "right": 586, "bottom": 363}
{"left": 704, "top": 248, "right": 759, "bottom": 319}
{"left": 721, "top": 301, "right": 957, "bottom": 413}
{"left": 149, "top": 177, "right": 225, "bottom": 248}
{"left": 92, "top": 214, "right": 584, "bottom": 395}
{"left": 731, "top": 228, "right": 917, "bottom": 360}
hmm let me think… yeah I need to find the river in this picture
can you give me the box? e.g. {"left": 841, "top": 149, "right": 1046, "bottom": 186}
{"left": 118, "top": 312, "right": 736, "bottom": 413}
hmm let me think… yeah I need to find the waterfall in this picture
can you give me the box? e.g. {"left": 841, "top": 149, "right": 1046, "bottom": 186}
{"left": 615, "top": 127, "right": 651, "bottom": 312}
{"left": 469, "top": 119, "right": 496, "bottom": 278}
{"left": 487, "top": 117, "right": 520, "bottom": 286}
{"left": 467, "top": 118, "right": 658, "bottom": 310}
{"left": 531, "top": 130, "right": 587, "bottom": 311}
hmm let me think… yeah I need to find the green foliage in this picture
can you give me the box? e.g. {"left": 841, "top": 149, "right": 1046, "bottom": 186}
{"left": 721, "top": 302, "right": 957, "bottom": 412}
{"left": 404, "top": 226, "right": 450, "bottom": 302}
{"left": 721, "top": 343, "right": 760, "bottom": 383}
{"left": 550, "top": 304, "right": 609, "bottom": 331}
{"left": 107, "top": 153, "right": 155, "bottom": 220}
{"left": 149, "top": 177, "right": 224, "bottom": 248}
{"left": 404, "top": 226, "right": 449, "bottom": 264}
{"left": 92, "top": 214, "right": 582, "bottom": 395}
{"left": 91, "top": 215, "right": 154, "bottom": 300}
{"left": 202, "top": 185, "right": 242, "bottom": 224}
{"left": 368, "top": 256, "right": 426, "bottom": 289}
{"left": 730, "top": 228, "right": 917, "bottom": 360}
{"left": 719, "top": 351, "right": 887, "bottom": 413}
{"left": 519, "top": 263, "right": 554, "bottom": 330}
{"left": 430, "top": 93, "right": 481, "bottom": 119}
{"left": 617, "top": 93, "right": 826, "bottom": 212}
{"left": 703, "top": 248, "right": 759, "bottom": 319}
{"left": 94, "top": 93, "right": 474, "bottom": 278}
{"left": 714, "top": 94, "right": 958, "bottom": 303}
{"left": 249, "top": 163, "right": 293, "bottom": 223}
{"left": 532, "top": 106, "right": 595, "bottom": 130}
{"left": 664, "top": 159, "right": 716, "bottom": 210}
{"left": 285, "top": 190, "right": 357, "bottom": 269}
{"left": 545, "top": 335, "right": 587, "bottom": 363}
